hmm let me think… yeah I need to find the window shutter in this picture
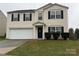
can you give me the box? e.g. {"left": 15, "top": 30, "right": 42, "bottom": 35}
{"left": 48, "top": 11, "right": 50, "bottom": 19}
{"left": 61, "top": 10, "right": 63, "bottom": 19}
{"left": 61, "top": 27, "right": 64, "bottom": 33}
{"left": 18, "top": 14, "right": 20, "bottom": 21}
{"left": 23, "top": 14, "right": 25, "bottom": 21}
{"left": 30, "top": 13, "right": 32, "bottom": 21}
{"left": 48, "top": 27, "right": 50, "bottom": 32}
{"left": 11, "top": 14, "right": 13, "bottom": 21}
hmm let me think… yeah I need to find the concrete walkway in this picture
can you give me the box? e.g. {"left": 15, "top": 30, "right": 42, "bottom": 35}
{"left": 0, "top": 40, "right": 28, "bottom": 55}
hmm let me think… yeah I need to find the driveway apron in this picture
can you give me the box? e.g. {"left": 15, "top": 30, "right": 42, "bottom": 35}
{"left": 0, "top": 39, "right": 28, "bottom": 55}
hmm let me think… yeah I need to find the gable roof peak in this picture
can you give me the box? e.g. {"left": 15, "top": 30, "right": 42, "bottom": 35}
{"left": 53, "top": 3, "right": 69, "bottom": 9}
{"left": 37, "top": 3, "right": 68, "bottom": 10}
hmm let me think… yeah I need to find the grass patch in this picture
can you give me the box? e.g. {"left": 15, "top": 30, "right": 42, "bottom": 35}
{"left": 7, "top": 40, "right": 79, "bottom": 56}
{"left": 0, "top": 36, "right": 5, "bottom": 41}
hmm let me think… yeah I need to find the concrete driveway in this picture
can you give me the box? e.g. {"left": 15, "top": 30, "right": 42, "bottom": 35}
{"left": 0, "top": 39, "right": 28, "bottom": 55}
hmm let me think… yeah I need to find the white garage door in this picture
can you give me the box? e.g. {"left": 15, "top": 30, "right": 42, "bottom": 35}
{"left": 9, "top": 28, "right": 33, "bottom": 39}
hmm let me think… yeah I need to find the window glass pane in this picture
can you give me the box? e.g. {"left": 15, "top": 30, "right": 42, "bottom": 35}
{"left": 13, "top": 14, "right": 18, "bottom": 21}
{"left": 55, "top": 27, "right": 62, "bottom": 33}
{"left": 51, "top": 11, "right": 55, "bottom": 15}
{"left": 38, "top": 12, "right": 42, "bottom": 20}
{"left": 50, "top": 27, "right": 55, "bottom": 32}
{"left": 25, "top": 13, "right": 30, "bottom": 20}
{"left": 49, "top": 10, "right": 62, "bottom": 19}
{"left": 39, "top": 13, "right": 42, "bottom": 17}
{"left": 56, "top": 15, "right": 61, "bottom": 19}
{"left": 14, "top": 14, "right": 18, "bottom": 18}
{"left": 56, "top": 11, "right": 61, "bottom": 19}
{"left": 50, "top": 11, "right": 55, "bottom": 19}
{"left": 52, "top": 27, "right": 55, "bottom": 32}
{"left": 56, "top": 11, "right": 61, "bottom": 15}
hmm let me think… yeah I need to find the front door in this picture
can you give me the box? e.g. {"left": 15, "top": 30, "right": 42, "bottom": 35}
{"left": 38, "top": 27, "right": 43, "bottom": 38}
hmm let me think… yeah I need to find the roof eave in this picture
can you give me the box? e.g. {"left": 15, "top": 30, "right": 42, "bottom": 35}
{"left": 54, "top": 3, "right": 69, "bottom": 9}
{"left": 36, "top": 3, "right": 53, "bottom": 11}
{"left": 7, "top": 10, "right": 36, "bottom": 14}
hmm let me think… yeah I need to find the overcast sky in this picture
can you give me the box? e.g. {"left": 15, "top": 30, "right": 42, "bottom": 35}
{"left": 0, "top": 3, "right": 79, "bottom": 30}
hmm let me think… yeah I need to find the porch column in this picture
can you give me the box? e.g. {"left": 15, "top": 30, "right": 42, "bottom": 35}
{"left": 33, "top": 26, "right": 36, "bottom": 39}
{"left": 6, "top": 27, "right": 9, "bottom": 39}
{"left": 43, "top": 26, "right": 44, "bottom": 40}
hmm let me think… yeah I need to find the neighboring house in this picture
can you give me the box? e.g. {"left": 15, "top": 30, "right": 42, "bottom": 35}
{"left": 6, "top": 3, "right": 68, "bottom": 39}
{"left": 0, "top": 10, "right": 6, "bottom": 37}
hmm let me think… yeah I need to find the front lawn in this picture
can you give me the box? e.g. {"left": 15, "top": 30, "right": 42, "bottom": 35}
{"left": 7, "top": 40, "right": 79, "bottom": 56}
{"left": 0, "top": 36, "right": 5, "bottom": 41}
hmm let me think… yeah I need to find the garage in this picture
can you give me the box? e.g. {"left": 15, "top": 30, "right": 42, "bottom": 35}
{"left": 9, "top": 28, "right": 33, "bottom": 39}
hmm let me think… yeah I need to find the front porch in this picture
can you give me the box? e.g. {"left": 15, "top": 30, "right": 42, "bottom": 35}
{"left": 33, "top": 22, "right": 46, "bottom": 39}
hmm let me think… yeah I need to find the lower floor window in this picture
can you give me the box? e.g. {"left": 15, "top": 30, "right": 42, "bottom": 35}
{"left": 48, "top": 26, "right": 64, "bottom": 33}
{"left": 55, "top": 27, "right": 62, "bottom": 32}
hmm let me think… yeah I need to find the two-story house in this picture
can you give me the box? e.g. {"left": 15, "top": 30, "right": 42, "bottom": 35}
{"left": 6, "top": 3, "right": 68, "bottom": 39}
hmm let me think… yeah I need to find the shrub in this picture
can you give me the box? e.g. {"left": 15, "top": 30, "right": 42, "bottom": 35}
{"left": 45, "top": 32, "right": 51, "bottom": 39}
{"left": 52, "top": 32, "right": 60, "bottom": 40}
{"left": 75, "top": 28, "right": 79, "bottom": 40}
{"left": 69, "top": 28, "right": 74, "bottom": 39}
{"left": 61, "top": 33, "right": 69, "bottom": 40}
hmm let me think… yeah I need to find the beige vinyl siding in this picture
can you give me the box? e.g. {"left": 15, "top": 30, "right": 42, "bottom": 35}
{"left": 6, "top": 4, "right": 68, "bottom": 39}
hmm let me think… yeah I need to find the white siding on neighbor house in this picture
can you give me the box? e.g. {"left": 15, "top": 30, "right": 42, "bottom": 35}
{"left": 0, "top": 10, "right": 6, "bottom": 36}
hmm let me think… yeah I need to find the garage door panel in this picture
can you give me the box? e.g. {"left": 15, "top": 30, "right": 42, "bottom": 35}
{"left": 9, "top": 28, "right": 33, "bottom": 39}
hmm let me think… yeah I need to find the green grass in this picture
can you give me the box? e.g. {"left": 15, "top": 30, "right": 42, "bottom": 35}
{"left": 7, "top": 40, "right": 79, "bottom": 56}
{"left": 0, "top": 36, "right": 5, "bottom": 41}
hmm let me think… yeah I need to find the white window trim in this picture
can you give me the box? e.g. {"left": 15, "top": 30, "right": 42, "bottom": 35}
{"left": 50, "top": 26, "right": 62, "bottom": 33}
{"left": 38, "top": 11, "right": 43, "bottom": 20}
{"left": 12, "top": 13, "right": 18, "bottom": 21}
{"left": 24, "top": 13, "right": 30, "bottom": 21}
{"left": 50, "top": 9, "right": 61, "bottom": 19}
{"left": 55, "top": 27, "right": 62, "bottom": 32}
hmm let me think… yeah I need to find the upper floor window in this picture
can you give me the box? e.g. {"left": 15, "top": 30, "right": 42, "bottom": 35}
{"left": 11, "top": 13, "right": 20, "bottom": 21}
{"left": 56, "top": 11, "right": 61, "bottom": 19}
{"left": 38, "top": 12, "right": 42, "bottom": 20}
{"left": 23, "top": 13, "right": 32, "bottom": 21}
{"left": 48, "top": 10, "right": 63, "bottom": 19}
{"left": 50, "top": 11, "right": 55, "bottom": 19}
